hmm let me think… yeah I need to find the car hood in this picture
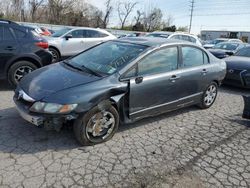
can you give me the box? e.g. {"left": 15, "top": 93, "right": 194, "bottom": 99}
{"left": 19, "top": 63, "right": 101, "bottom": 101}
{"left": 224, "top": 56, "right": 250, "bottom": 70}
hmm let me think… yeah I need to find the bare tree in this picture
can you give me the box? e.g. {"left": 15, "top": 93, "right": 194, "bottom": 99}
{"left": 134, "top": 10, "right": 143, "bottom": 25}
{"left": 144, "top": 8, "right": 163, "bottom": 32}
{"left": 118, "top": 1, "right": 137, "bottom": 29}
{"left": 29, "top": 0, "right": 45, "bottom": 22}
{"left": 102, "top": 0, "right": 113, "bottom": 28}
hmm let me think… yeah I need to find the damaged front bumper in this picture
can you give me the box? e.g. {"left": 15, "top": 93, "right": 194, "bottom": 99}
{"left": 14, "top": 97, "right": 78, "bottom": 131}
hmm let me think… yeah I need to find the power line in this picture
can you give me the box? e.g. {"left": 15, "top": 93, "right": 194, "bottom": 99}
{"left": 189, "top": 0, "right": 195, "bottom": 33}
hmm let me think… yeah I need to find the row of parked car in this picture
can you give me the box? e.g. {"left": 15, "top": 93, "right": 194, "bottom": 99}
{"left": 1, "top": 19, "right": 248, "bottom": 145}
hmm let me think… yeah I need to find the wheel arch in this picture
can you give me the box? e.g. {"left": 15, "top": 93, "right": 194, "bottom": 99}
{"left": 49, "top": 46, "right": 61, "bottom": 57}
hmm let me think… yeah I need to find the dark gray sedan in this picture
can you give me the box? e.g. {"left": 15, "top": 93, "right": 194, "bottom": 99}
{"left": 14, "top": 37, "right": 226, "bottom": 145}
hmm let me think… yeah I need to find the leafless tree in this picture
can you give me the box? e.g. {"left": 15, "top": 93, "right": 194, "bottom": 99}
{"left": 134, "top": 10, "right": 143, "bottom": 25}
{"left": 118, "top": 1, "right": 137, "bottom": 29}
{"left": 29, "top": 0, "right": 45, "bottom": 22}
{"left": 144, "top": 8, "right": 163, "bottom": 32}
{"left": 102, "top": 0, "right": 113, "bottom": 28}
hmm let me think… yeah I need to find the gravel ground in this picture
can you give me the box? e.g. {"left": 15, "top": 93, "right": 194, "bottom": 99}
{"left": 0, "top": 80, "right": 249, "bottom": 188}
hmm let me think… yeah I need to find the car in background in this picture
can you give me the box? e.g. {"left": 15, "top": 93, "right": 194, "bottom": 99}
{"left": 223, "top": 46, "right": 250, "bottom": 88}
{"left": 203, "top": 38, "right": 243, "bottom": 49}
{"left": 14, "top": 37, "right": 226, "bottom": 145}
{"left": 208, "top": 42, "right": 246, "bottom": 59}
{"left": 0, "top": 19, "right": 52, "bottom": 86}
{"left": 146, "top": 31, "right": 202, "bottom": 46}
{"left": 40, "top": 27, "right": 52, "bottom": 36}
{"left": 46, "top": 27, "right": 117, "bottom": 62}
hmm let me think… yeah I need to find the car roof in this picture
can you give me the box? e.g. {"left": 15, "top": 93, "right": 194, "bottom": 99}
{"left": 150, "top": 31, "right": 174, "bottom": 35}
{"left": 115, "top": 37, "right": 191, "bottom": 47}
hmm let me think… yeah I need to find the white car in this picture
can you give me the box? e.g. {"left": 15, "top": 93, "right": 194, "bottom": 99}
{"left": 203, "top": 38, "right": 243, "bottom": 49}
{"left": 146, "top": 31, "right": 202, "bottom": 46}
{"left": 46, "top": 27, "right": 117, "bottom": 62}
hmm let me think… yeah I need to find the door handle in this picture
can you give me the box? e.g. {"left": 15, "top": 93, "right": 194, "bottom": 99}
{"left": 201, "top": 69, "right": 208, "bottom": 74}
{"left": 169, "top": 75, "right": 180, "bottom": 82}
{"left": 135, "top": 76, "right": 143, "bottom": 84}
{"left": 5, "top": 46, "right": 15, "bottom": 51}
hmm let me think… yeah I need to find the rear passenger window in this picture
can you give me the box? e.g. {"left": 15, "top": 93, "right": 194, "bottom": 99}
{"left": 189, "top": 36, "right": 196, "bottom": 43}
{"left": 182, "top": 46, "right": 204, "bottom": 68}
{"left": 14, "top": 29, "right": 26, "bottom": 39}
{"left": 4, "top": 27, "right": 15, "bottom": 40}
{"left": 0, "top": 26, "right": 3, "bottom": 41}
{"left": 70, "top": 30, "right": 83, "bottom": 38}
{"left": 138, "top": 47, "right": 178, "bottom": 76}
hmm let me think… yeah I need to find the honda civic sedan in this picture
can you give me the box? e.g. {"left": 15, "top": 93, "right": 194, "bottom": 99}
{"left": 14, "top": 37, "right": 226, "bottom": 145}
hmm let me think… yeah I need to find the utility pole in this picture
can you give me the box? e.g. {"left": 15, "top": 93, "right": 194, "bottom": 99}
{"left": 189, "top": 0, "right": 195, "bottom": 33}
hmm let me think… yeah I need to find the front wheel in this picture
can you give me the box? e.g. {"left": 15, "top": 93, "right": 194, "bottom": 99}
{"left": 73, "top": 105, "right": 119, "bottom": 146}
{"left": 199, "top": 82, "right": 218, "bottom": 109}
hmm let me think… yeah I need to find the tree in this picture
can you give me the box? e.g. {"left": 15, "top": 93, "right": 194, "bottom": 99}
{"left": 29, "top": 0, "right": 45, "bottom": 22}
{"left": 134, "top": 10, "right": 143, "bottom": 25}
{"left": 118, "top": 1, "right": 137, "bottom": 29}
{"left": 177, "top": 26, "right": 188, "bottom": 32}
{"left": 144, "top": 8, "right": 163, "bottom": 32}
{"left": 162, "top": 25, "right": 176, "bottom": 32}
{"left": 102, "top": 0, "right": 113, "bottom": 28}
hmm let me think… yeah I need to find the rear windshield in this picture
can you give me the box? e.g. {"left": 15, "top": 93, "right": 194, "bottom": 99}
{"left": 68, "top": 41, "right": 148, "bottom": 75}
{"left": 146, "top": 33, "right": 170, "bottom": 38}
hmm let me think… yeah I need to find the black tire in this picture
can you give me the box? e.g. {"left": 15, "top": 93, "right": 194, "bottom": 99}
{"left": 8, "top": 61, "right": 37, "bottom": 86}
{"left": 49, "top": 47, "right": 60, "bottom": 63}
{"left": 199, "top": 82, "right": 218, "bottom": 109}
{"left": 73, "top": 105, "right": 119, "bottom": 146}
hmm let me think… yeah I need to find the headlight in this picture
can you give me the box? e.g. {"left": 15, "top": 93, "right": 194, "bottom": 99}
{"left": 30, "top": 102, "right": 77, "bottom": 114}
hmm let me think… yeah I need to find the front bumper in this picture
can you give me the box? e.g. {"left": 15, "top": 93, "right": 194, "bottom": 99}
{"left": 13, "top": 95, "right": 78, "bottom": 129}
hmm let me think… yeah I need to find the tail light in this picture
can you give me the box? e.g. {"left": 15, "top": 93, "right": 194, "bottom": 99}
{"left": 35, "top": 42, "right": 49, "bottom": 49}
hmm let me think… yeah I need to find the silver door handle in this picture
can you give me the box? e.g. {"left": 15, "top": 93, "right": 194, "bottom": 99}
{"left": 170, "top": 75, "right": 180, "bottom": 82}
{"left": 201, "top": 69, "right": 208, "bottom": 74}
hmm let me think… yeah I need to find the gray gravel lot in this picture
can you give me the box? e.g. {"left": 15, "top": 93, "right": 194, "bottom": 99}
{"left": 0, "top": 80, "right": 249, "bottom": 188}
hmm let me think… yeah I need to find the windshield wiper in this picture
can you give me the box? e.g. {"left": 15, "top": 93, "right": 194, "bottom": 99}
{"left": 63, "top": 60, "right": 85, "bottom": 72}
{"left": 81, "top": 65, "right": 102, "bottom": 77}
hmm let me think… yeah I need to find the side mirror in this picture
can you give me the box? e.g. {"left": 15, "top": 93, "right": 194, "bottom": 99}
{"left": 65, "top": 34, "right": 73, "bottom": 40}
{"left": 225, "top": 51, "right": 234, "bottom": 56}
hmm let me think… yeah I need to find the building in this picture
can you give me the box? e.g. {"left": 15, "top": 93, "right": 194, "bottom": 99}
{"left": 200, "top": 30, "right": 250, "bottom": 43}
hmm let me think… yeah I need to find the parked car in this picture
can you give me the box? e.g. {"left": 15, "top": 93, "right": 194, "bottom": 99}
{"left": 46, "top": 27, "right": 117, "bottom": 62}
{"left": 208, "top": 42, "right": 246, "bottom": 59}
{"left": 40, "top": 27, "right": 52, "bottom": 36}
{"left": 14, "top": 37, "right": 226, "bottom": 145}
{"left": 223, "top": 46, "right": 250, "bottom": 88}
{"left": 0, "top": 19, "right": 52, "bottom": 86}
{"left": 242, "top": 96, "right": 250, "bottom": 119}
{"left": 146, "top": 31, "right": 202, "bottom": 46}
{"left": 203, "top": 38, "right": 243, "bottom": 49}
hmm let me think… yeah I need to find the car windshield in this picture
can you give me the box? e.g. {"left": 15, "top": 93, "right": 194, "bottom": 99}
{"left": 213, "top": 43, "right": 239, "bottom": 50}
{"left": 51, "top": 28, "right": 71, "bottom": 37}
{"left": 235, "top": 47, "right": 250, "bottom": 57}
{"left": 68, "top": 41, "right": 148, "bottom": 75}
{"left": 146, "top": 33, "right": 170, "bottom": 38}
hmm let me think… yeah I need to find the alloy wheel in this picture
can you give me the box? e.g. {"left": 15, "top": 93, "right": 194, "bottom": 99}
{"left": 14, "top": 66, "right": 34, "bottom": 83}
{"left": 204, "top": 85, "right": 217, "bottom": 106}
{"left": 86, "top": 111, "right": 116, "bottom": 142}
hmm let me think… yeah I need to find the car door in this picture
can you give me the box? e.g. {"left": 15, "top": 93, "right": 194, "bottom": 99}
{"left": 177, "top": 45, "right": 211, "bottom": 103}
{"left": 0, "top": 26, "right": 19, "bottom": 76}
{"left": 61, "top": 29, "right": 85, "bottom": 56}
{"left": 82, "top": 30, "right": 108, "bottom": 50}
{"left": 125, "top": 46, "right": 183, "bottom": 119}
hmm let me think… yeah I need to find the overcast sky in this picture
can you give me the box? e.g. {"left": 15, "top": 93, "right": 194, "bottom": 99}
{"left": 88, "top": 0, "right": 250, "bottom": 34}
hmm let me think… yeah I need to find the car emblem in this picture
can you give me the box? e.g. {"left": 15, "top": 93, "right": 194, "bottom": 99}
{"left": 228, "top": 69, "right": 234, "bottom": 73}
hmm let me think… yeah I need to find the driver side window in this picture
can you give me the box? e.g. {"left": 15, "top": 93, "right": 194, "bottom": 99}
{"left": 138, "top": 47, "right": 178, "bottom": 76}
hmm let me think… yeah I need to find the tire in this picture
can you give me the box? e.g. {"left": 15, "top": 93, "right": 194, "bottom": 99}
{"left": 73, "top": 105, "right": 119, "bottom": 146}
{"left": 8, "top": 61, "right": 37, "bottom": 86}
{"left": 199, "top": 82, "right": 218, "bottom": 109}
{"left": 49, "top": 47, "right": 60, "bottom": 63}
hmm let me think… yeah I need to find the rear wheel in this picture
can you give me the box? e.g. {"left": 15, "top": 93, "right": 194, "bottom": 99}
{"left": 199, "top": 82, "right": 218, "bottom": 109}
{"left": 49, "top": 47, "right": 60, "bottom": 63}
{"left": 73, "top": 105, "right": 119, "bottom": 146}
{"left": 8, "top": 61, "right": 37, "bottom": 86}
